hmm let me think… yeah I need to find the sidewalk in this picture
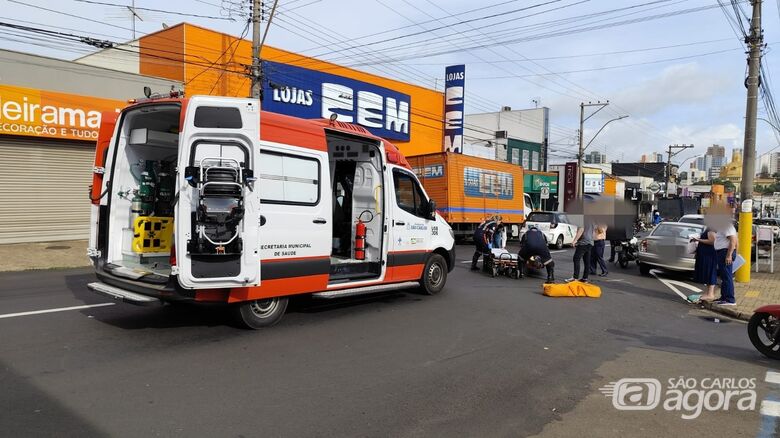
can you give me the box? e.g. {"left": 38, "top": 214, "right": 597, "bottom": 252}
{"left": 701, "top": 253, "right": 780, "bottom": 321}
{"left": 0, "top": 240, "right": 90, "bottom": 272}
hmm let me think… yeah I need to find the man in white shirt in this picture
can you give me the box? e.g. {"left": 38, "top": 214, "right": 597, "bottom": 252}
{"left": 713, "top": 222, "right": 738, "bottom": 305}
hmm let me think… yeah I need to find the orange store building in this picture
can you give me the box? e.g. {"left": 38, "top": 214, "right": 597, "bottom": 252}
{"left": 0, "top": 23, "right": 445, "bottom": 244}
{"left": 132, "top": 23, "right": 445, "bottom": 155}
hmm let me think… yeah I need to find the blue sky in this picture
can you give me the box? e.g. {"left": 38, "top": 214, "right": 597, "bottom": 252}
{"left": 1, "top": 0, "right": 777, "bottom": 164}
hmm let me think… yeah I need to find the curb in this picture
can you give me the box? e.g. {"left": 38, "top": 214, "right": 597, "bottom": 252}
{"left": 700, "top": 300, "right": 751, "bottom": 322}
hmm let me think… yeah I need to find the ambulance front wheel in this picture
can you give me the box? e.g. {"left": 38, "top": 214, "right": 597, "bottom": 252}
{"left": 419, "top": 254, "right": 447, "bottom": 295}
{"left": 234, "top": 297, "right": 289, "bottom": 329}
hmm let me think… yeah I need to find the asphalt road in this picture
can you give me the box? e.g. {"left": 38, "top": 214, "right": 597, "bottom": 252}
{"left": 1, "top": 244, "right": 778, "bottom": 437}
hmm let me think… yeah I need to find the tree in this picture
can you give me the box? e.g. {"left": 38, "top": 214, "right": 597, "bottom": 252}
{"left": 711, "top": 178, "right": 736, "bottom": 192}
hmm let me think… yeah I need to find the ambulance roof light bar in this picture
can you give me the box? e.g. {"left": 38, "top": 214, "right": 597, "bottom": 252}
{"left": 128, "top": 86, "right": 185, "bottom": 104}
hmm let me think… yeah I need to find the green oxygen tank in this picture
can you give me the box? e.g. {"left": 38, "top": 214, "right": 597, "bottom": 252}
{"left": 138, "top": 171, "right": 155, "bottom": 216}
{"left": 155, "top": 162, "right": 175, "bottom": 217}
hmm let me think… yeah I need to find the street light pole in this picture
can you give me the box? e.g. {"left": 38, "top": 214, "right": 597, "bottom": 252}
{"left": 577, "top": 113, "right": 629, "bottom": 198}
{"left": 576, "top": 102, "right": 619, "bottom": 199}
{"left": 665, "top": 144, "right": 694, "bottom": 197}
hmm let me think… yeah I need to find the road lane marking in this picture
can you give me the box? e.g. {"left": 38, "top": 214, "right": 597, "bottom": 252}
{"left": 761, "top": 400, "right": 780, "bottom": 417}
{"left": 649, "top": 269, "right": 701, "bottom": 302}
{"left": 550, "top": 250, "right": 567, "bottom": 253}
{"left": 0, "top": 303, "right": 115, "bottom": 320}
{"left": 766, "top": 371, "right": 780, "bottom": 385}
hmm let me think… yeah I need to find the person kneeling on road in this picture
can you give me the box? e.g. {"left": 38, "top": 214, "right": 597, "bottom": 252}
{"left": 471, "top": 218, "right": 497, "bottom": 271}
{"left": 517, "top": 225, "right": 555, "bottom": 282}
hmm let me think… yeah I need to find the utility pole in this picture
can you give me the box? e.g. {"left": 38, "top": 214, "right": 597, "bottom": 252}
{"left": 250, "top": 0, "right": 263, "bottom": 99}
{"left": 665, "top": 144, "right": 694, "bottom": 197}
{"left": 736, "top": 0, "right": 763, "bottom": 283}
{"left": 577, "top": 103, "right": 584, "bottom": 200}
{"left": 576, "top": 101, "right": 610, "bottom": 199}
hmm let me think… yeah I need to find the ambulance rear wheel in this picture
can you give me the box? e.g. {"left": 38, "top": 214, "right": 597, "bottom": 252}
{"left": 234, "top": 297, "right": 288, "bottom": 329}
{"left": 419, "top": 254, "right": 447, "bottom": 295}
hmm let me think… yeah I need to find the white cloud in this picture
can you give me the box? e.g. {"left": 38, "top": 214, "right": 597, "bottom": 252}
{"left": 611, "top": 63, "right": 730, "bottom": 116}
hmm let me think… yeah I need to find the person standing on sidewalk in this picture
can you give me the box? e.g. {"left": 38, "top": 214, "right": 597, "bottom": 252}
{"left": 712, "top": 220, "right": 738, "bottom": 306}
{"left": 691, "top": 227, "right": 718, "bottom": 301}
{"left": 566, "top": 218, "right": 594, "bottom": 283}
{"left": 590, "top": 223, "right": 608, "bottom": 277}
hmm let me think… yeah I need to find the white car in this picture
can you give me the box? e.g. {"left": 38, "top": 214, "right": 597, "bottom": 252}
{"left": 678, "top": 214, "right": 704, "bottom": 225}
{"left": 521, "top": 211, "right": 578, "bottom": 249}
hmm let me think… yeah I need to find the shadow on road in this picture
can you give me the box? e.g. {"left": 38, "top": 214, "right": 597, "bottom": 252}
{"left": 605, "top": 328, "right": 773, "bottom": 367}
{"left": 0, "top": 361, "right": 107, "bottom": 437}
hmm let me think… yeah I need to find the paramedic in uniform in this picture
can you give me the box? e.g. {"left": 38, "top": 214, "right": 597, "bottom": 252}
{"left": 471, "top": 217, "right": 498, "bottom": 271}
{"left": 517, "top": 225, "right": 555, "bottom": 282}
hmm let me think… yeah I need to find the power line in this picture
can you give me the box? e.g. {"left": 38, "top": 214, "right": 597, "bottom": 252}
{"left": 329, "top": 2, "right": 738, "bottom": 66}
{"left": 381, "top": 37, "right": 738, "bottom": 65}
{"left": 72, "top": 0, "right": 236, "bottom": 21}
{"left": 467, "top": 48, "right": 744, "bottom": 80}
{"left": 289, "top": 0, "right": 570, "bottom": 62}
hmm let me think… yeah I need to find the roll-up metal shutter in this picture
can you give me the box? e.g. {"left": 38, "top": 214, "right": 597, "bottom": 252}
{"left": 0, "top": 137, "right": 95, "bottom": 244}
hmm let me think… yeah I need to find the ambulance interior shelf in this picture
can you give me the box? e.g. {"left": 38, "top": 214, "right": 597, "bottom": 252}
{"left": 106, "top": 104, "right": 181, "bottom": 276}
{"left": 327, "top": 133, "right": 384, "bottom": 282}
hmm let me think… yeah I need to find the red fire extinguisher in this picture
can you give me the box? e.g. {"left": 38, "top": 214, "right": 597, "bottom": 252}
{"left": 354, "top": 210, "right": 373, "bottom": 260}
{"left": 355, "top": 219, "right": 366, "bottom": 260}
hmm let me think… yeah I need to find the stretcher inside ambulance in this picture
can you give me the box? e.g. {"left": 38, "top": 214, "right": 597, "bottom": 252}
{"left": 87, "top": 95, "right": 455, "bottom": 328}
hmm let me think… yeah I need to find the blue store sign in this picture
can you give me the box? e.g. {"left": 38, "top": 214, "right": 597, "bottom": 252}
{"left": 262, "top": 61, "right": 411, "bottom": 141}
{"left": 443, "top": 64, "right": 465, "bottom": 153}
{"left": 464, "top": 166, "right": 514, "bottom": 200}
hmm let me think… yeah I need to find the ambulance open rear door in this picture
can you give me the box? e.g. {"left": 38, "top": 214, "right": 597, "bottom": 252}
{"left": 175, "top": 97, "right": 262, "bottom": 289}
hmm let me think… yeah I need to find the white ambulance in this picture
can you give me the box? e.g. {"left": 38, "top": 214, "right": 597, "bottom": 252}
{"left": 87, "top": 95, "right": 455, "bottom": 328}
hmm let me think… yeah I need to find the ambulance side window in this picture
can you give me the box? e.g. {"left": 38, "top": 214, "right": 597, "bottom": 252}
{"left": 393, "top": 169, "right": 427, "bottom": 218}
{"left": 259, "top": 151, "right": 320, "bottom": 206}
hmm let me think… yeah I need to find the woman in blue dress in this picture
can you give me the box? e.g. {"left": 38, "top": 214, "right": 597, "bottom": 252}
{"left": 692, "top": 227, "right": 718, "bottom": 301}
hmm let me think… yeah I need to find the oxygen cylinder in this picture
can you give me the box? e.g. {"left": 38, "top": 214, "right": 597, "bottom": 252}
{"left": 130, "top": 192, "right": 143, "bottom": 225}
{"left": 355, "top": 219, "right": 366, "bottom": 260}
{"left": 138, "top": 171, "right": 155, "bottom": 216}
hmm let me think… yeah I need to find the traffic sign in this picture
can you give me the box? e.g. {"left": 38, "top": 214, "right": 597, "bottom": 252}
{"left": 540, "top": 186, "right": 550, "bottom": 200}
{"left": 649, "top": 182, "right": 661, "bottom": 193}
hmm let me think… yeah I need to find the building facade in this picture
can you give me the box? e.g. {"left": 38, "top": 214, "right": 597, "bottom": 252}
{"left": 0, "top": 49, "right": 180, "bottom": 244}
{"left": 758, "top": 151, "right": 780, "bottom": 176}
{"left": 463, "top": 107, "right": 550, "bottom": 171}
{"left": 1, "top": 22, "right": 452, "bottom": 243}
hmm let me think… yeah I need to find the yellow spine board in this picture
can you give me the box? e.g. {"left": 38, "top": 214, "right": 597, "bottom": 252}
{"left": 132, "top": 216, "right": 174, "bottom": 254}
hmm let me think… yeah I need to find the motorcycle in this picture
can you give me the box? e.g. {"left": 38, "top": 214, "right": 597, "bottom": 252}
{"left": 748, "top": 306, "right": 780, "bottom": 359}
{"left": 614, "top": 236, "right": 639, "bottom": 268}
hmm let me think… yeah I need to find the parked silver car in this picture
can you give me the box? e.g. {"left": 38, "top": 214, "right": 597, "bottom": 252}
{"left": 638, "top": 222, "right": 705, "bottom": 276}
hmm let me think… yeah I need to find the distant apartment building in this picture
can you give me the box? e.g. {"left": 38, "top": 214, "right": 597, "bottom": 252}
{"left": 640, "top": 152, "right": 664, "bottom": 163}
{"left": 706, "top": 144, "right": 726, "bottom": 158}
{"left": 692, "top": 144, "right": 728, "bottom": 182}
{"left": 758, "top": 151, "right": 780, "bottom": 176}
{"left": 584, "top": 150, "right": 607, "bottom": 164}
{"left": 709, "top": 166, "right": 723, "bottom": 180}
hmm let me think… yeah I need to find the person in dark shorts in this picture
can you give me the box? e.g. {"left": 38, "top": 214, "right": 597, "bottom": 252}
{"left": 471, "top": 218, "right": 498, "bottom": 271}
{"left": 566, "top": 219, "right": 594, "bottom": 283}
{"left": 517, "top": 225, "right": 555, "bottom": 282}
